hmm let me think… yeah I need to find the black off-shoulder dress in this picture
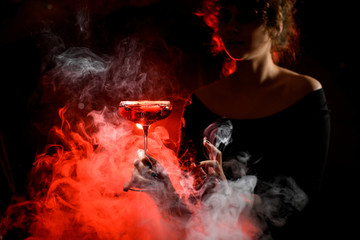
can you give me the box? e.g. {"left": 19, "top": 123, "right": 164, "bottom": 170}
{"left": 178, "top": 88, "right": 330, "bottom": 239}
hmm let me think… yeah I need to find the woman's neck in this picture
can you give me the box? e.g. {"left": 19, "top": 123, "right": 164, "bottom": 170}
{"left": 226, "top": 52, "right": 279, "bottom": 88}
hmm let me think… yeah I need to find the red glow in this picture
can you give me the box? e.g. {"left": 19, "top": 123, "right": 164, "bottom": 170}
{"left": 1, "top": 106, "right": 260, "bottom": 239}
{"left": 195, "top": 0, "right": 223, "bottom": 55}
{"left": 1, "top": 107, "right": 186, "bottom": 239}
{"left": 195, "top": 0, "right": 236, "bottom": 76}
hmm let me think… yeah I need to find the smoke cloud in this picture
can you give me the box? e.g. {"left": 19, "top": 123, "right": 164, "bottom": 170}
{"left": 40, "top": 35, "right": 181, "bottom": 115}
{"left": 203, "top": 119, "right": 233, "bottom": 152}
{"left": 199, "top": 119, "right": 309, "bottom": 238}
{"left": 1, "top": 7, "right": 307, "bottom": 240}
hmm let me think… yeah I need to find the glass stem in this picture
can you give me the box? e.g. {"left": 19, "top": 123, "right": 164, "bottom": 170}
{"left": 143, "top": 125, "right": 150, "bottom": 155}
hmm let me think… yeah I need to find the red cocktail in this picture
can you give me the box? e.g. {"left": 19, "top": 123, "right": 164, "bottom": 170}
{"left": 118, "top": 100, "right": 172, "bottom": 155}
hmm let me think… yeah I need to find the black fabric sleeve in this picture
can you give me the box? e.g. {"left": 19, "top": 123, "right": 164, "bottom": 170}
{"left": 290, "top": 90, "right": 331, "bottom": 199}
{"left": 270, "top": 90, "right": 331, "bottom": 240}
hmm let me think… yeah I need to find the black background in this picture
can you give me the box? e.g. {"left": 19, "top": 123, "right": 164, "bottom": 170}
{"left": 0, "top": 0, "right": 358, "bottom": 239}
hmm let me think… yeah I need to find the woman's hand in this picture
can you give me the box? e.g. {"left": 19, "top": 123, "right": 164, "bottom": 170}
{"left": 123, "top": 150, "right": 191, "bottom": 218}
{"left": 190, "top": 138, "right": 229, "bottom": 197}
{"left": 200, "top": 137, "right": 227, "bottom": 182}
{"left": 123, "top": 150, "right": 173, "bottom": 193}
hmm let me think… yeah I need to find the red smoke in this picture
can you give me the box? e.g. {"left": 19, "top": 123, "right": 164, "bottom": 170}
{"left": 1, "top": 105, "right": 188, "bottom": 239}
{"left": 0, "top": 94, "right": 260, "bottom": 239}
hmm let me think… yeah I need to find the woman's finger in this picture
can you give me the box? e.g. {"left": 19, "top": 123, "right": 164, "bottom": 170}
{"left": 147, "top": 169, "right": 159, "bottom": 179}
{"left": 146, "top": 153, "right": 158, "bottom": 166}
{"left": 134, "top": 158, "right": 151, "bottom": 174}
{"left": 198, "top": 160, "right": 219, "bottom": 177}
{"left": 123, "top": 167, "right": 155, "bottom": 191}
{"left": 207, "top": 166, "right": 216, "bottom": 176}
{"left": 199, "top": 160, "right": 227, "bottom": 182}
{"left": 203, "top": 137, "right": 222, "bottom": 164}
{"left": 137, "top": 149, "right": 157, "bottom": 166}
{"left": 198, "top": 160, "right": 218, "bottom": 169}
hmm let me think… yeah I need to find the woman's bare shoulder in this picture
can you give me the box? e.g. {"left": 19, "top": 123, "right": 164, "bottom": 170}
{"left": 278, "top": 67, "right": 322, "bottom": 94}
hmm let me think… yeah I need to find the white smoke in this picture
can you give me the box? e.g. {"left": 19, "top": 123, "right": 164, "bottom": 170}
{"left": 254, "top": 176, "right": 308, "bottom": 227}
{"left": 186, "top": 176, "right": 258, "bottom": 240}
{"left": 56, "top": 47, "right": 108, "bottom": 79}
{"left": 76, "top": 8, "right": 91, "bottom": 41}
{"left": 198, "top": 119, "right": 309, "bottom": 239}
{"left": 39, "top": 35, "right": 180, "bottom": 117}
{"left": 105, "top": 37, "right": 148, "bottom": 100}
{"left": 203, "top": 119, "right": 233, "bottom": 152}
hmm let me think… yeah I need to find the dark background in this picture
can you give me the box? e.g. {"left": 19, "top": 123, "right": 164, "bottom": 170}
{"left": 0, "top": 0, "right": 358, "bottom": 239}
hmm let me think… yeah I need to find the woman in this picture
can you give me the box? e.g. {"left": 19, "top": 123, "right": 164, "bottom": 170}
{"left": 125, "top": 0, "right": 330, "bottom": 239}
{"left": 180, "top": 0, "right": 330, "bottom": 191}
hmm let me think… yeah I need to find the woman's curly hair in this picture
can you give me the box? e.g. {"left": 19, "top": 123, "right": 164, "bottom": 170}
{"left": 196, "top": 0, "right": 299, "bottom": 70}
